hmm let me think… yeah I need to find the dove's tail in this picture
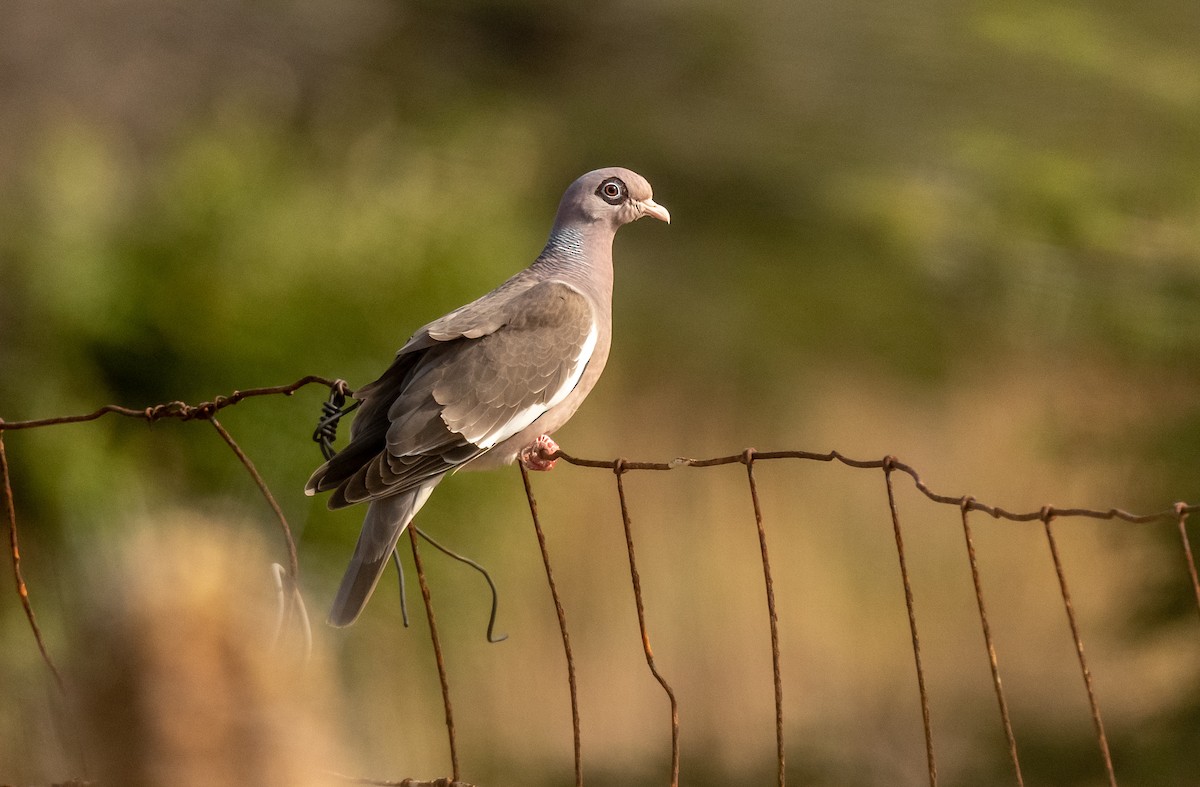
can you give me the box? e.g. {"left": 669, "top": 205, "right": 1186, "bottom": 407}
{"left": 328, "top": 480, "right": 440, "bottom": 627}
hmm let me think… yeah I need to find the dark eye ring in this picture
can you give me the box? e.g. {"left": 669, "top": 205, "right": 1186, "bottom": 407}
{"left": 596, "top": 177, "right": 626, "bottom": 205}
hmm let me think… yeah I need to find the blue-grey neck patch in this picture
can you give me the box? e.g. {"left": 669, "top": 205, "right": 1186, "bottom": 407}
{"left": 542, "top": 225, "right": 588, "bottom": 263}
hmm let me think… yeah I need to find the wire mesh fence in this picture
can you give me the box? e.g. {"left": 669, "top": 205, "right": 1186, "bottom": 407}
{"left": 2, "top": 376, "right": 1199, "bottom": 786}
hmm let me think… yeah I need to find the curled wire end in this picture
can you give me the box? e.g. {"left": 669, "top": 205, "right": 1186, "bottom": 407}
{"left": 413, "top": 526, "right": 508, "bottom": 643}
{"left": 269, "top": 562, "right": 288, "bottom": 647}
{"left": 269, "top": 563, "right": 314, "bottom": 660}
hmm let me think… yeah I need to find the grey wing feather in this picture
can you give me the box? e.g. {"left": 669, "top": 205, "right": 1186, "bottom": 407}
{"left": 305, "top": 280, "right": 594, "bottom": 508}
{"left": 401, "top": 271, "right": 541, "bottom": 350}
{"left": 431, "top": 282, "right": 595, "bottom": 446}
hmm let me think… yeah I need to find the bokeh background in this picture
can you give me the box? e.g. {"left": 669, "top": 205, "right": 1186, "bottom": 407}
{"left": 2, "top": 0, "right": 1199, "bottom": 784}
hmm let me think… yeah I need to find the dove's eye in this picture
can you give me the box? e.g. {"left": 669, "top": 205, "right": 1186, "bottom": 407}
{"left": 596, "top": 178, "right": 627, "bottom": 205}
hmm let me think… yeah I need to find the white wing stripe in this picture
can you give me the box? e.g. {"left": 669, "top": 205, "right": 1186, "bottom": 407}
{"left": 466, "top": 321, "right": 598, "bottom": 449}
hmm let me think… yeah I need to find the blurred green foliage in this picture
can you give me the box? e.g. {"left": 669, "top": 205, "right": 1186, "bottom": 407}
{"left": 2, "top": 0, "right": 1199, "bottom": 783}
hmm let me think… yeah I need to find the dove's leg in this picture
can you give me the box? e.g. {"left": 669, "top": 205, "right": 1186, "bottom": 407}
{"left": 519, "top": 435, "right": 560, "bottom": 471}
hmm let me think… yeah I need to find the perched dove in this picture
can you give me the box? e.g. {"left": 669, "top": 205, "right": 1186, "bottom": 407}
{"left": 306, "top": 167, "right": 669, "bottom": 626}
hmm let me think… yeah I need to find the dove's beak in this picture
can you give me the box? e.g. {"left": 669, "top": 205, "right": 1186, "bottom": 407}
{"left": 637, "top": 198, "right": 671, "bottom": 224}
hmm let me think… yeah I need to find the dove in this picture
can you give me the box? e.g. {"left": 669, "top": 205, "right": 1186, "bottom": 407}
{"left": 306, "top": 167, "right": 669, "bottom": 625}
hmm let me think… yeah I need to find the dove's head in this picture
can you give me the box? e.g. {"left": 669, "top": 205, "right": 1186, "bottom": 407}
{"left": 554, "top": 167, "right": 670, "bottom": 232}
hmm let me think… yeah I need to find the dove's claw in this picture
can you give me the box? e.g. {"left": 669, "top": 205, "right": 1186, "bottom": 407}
{"left": 519, "top": 435, "right": 560, "bottom": 471}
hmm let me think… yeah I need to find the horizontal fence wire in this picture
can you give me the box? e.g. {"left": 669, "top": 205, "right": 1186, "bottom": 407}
{"left": 3, "top": 376, "right": 1199, "bottom": 787}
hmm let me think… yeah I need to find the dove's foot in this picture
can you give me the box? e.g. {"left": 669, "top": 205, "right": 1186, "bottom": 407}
{"left": 519, "top": 435, "right": 560, "bottom": 471}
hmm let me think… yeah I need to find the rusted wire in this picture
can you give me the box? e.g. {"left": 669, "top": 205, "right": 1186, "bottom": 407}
{"left": 0, "top": 379, "right": 337, "bottom": 689}
{"left": 1041, "top": 510, "right": 1117, "bottom": 787}
{"left": 613, "top": 461, "right": 681, "bottom": 787}
{"left": 8, "top": 382, "right": 1200, "bottom": 785}
{"left": 210, "top": 418, "right": 301, "bottom": 583}
{"left": 409, "top": 527, "right": 460, "bottom": 784}
{"left": 2, "top": 380, "right": 1191, "bottom": 532}
{"left": 883, "top": 460, "right": 937, "bottom": 787}
{"left": 742, "top": 450, "right": 785, "bottom": 787}
{"left": 549, "top": 449, "right": 1199, "bottom": 524}
{"left": 211, "top": 416, "right": 311, "bottom": 649}
{"left": 1, "top": 429, "right": 66, "bottom": 694}
{"left": 519, "top": 464, "right": 583, "bottom": 787}
{"left": 959, "top": 501, "right": 1023, "bottom": 786}
{"left": 411, "top": 527, "right": 507, "bottom": 644}
{"left": 327, "top": 773, "right": 477, "bottom": 787}
{"left": 1176, "top": 503, "right": 1200, "bottom": 622}
{"left": 0, "top": 375, "right": 342, "bottom": 432}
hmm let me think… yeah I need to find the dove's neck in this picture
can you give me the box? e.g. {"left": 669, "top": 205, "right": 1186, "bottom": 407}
{"left": 535, "top": 223, "right": 615, "bottom": 299}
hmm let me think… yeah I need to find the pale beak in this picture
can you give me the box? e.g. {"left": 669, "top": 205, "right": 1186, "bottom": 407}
{"left": 637, "top": 198, "right": 671, "bottom": 224}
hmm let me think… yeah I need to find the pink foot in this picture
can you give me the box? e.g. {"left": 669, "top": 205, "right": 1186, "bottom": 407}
{"left": 519, "top": 435, "right": 560, "bottom": 471}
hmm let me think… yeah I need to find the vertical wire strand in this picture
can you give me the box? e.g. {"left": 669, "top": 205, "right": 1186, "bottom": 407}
{"left": 209, "top": 417, "right": 311, "bottom": 645}
{"left": 883, "top": 462, "right": 937, "bottom": 787}
{"left": 743, "top": 452, "right": 785, "bottom": 786}
{"left": 1041, "top": 512, "right": 1117, "bottom": 787}
{"left": 1175, "top": 504, "right": 1200, "bottom": 622}
{"left": 408, "top": 527, "right": 460, "bottom": 783}
{"left": 209, "top": 417, "right": 300, "bottom": 581}
{"left": 519, "top": 464, "right": 583, "bottom": 787}
{"left": 0, "top": 430, "right": 65, "bottom": 694}
{"left": 959, "top": 502, "right": 1024, "bottom": 786}
{"left": 614, "top": 463, "right": 680, "bottom": 787}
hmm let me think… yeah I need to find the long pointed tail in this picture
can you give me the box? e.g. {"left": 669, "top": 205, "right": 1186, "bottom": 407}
{"left": 328, "top": 480, "right": 439, "bottom": 627}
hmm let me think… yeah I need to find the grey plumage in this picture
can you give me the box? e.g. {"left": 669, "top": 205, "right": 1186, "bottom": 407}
{"left": 307, "top": 167, "right": 668, "bottom": 626}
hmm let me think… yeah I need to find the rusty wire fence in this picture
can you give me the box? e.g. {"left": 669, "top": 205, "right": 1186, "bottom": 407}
{"left": 2, "top": 376, "right": 1200, "bottom": 787}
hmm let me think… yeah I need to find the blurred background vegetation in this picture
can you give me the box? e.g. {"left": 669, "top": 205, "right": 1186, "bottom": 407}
{"left": 2, "top": 0, "right": 1199, "bottom": 784}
